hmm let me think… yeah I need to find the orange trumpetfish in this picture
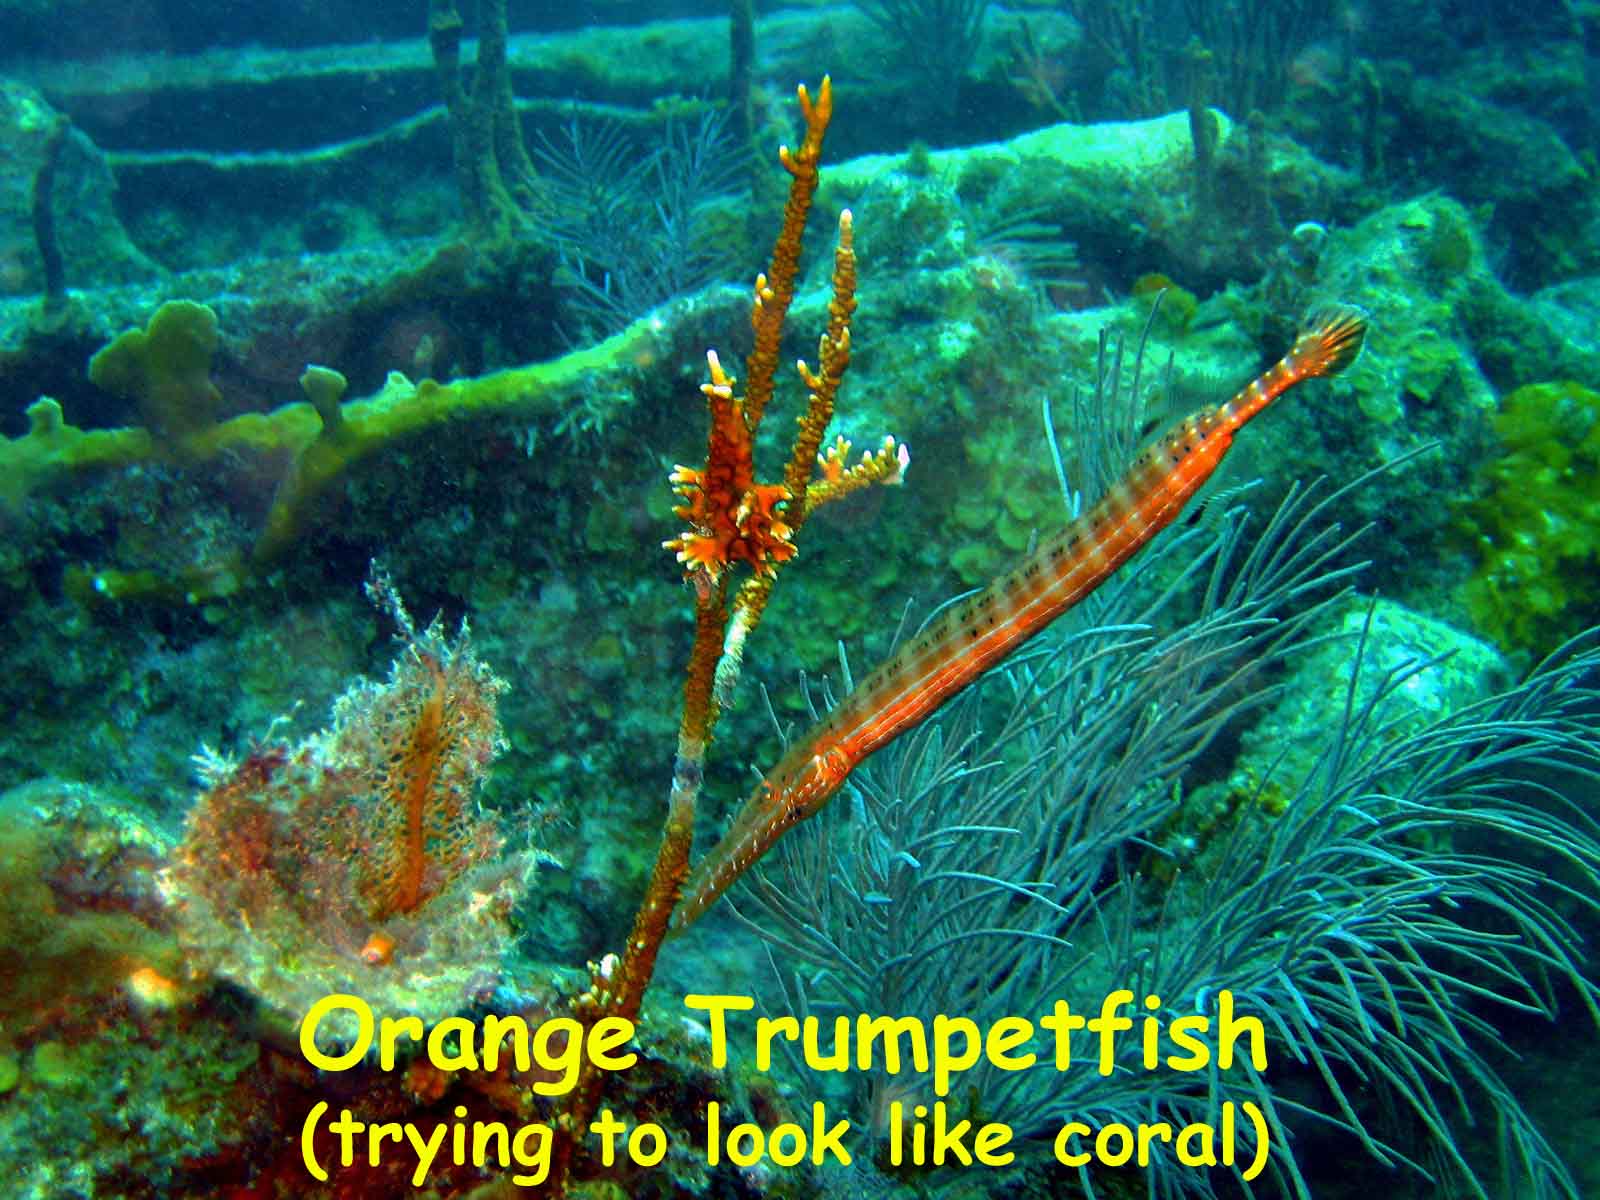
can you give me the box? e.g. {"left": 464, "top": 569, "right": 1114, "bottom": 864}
{"left": 673, "top": 307, "right": 1368, "bottom": 929}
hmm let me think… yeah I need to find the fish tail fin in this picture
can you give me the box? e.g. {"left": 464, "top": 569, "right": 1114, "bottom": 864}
{"left": 1290, "top": 305, "right": 1368, "bottom": 379}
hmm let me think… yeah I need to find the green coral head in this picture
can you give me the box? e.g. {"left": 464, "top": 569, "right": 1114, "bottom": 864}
{"left": 299, "top": 364, "right": 349, "bottom": 436}
{"left": 88, "top": 300, "right": 222, "bottom": 444}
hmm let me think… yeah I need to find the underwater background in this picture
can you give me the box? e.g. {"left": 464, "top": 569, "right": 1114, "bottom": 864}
{"left": 2, "top": 0, "right": 1599, "bottom": 1196}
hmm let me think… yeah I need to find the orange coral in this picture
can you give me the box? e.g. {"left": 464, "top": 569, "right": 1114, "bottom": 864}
{"left": 745, "top": 76, "right": 834, "bottom": 429}
{"left": 664, "top": 351, "right": 796, "bottom": 581}
{"left": 548, "top": 79, "right": 904, "bottom": 1196}
{"left": 806, "top": 433, "right": 909, "bottom": 513}
{"left": 662, "top": 79, "right": 853, "bottom": 591}
{"left": 783, "top": 208, "right": 858, "bottom": 522}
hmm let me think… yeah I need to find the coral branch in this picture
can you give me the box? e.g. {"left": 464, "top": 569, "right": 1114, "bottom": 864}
{"left": 427, "top": 0, "right": 533, "bottom": 240}
{"left": 805, "top": 433, "right": 909, "bottom": 514}
{"left": 662, "top": 351, "right": 794, "bottom": 582}
{"left": 31, "top": 114, "right": 70, "bottom": 317}
{"left": 744, "top": 77, "right": 833, "bottom": 428}
{"left": 547, "top": 76, "right": 906, "bottom": 1195}
{"left": 783, "top": 208, "right": 858, "bottom": 527}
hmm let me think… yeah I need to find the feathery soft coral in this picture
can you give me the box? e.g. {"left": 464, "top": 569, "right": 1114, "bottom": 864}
{"left": 162, "top": 579, "right": 531, "bottom": 1037}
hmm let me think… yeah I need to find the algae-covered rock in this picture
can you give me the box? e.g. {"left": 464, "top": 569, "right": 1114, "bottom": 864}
{"left": 0, "top": 780, "right": 180, "bottom": 1040}
{"left": 0, "top": 80, "right": 157, "bottom": 298}
{"left": 1456, "top": 379, "right": 1600, "bottom": 654}
{"left": 1235, "top": 596, "right": 1511, "bottom": 801}
{"left": 1395, "top": 72, "right": 1593, "bottom": 285}
{"left": 1317, "top": 195, "right": 1496, "bottom": 421}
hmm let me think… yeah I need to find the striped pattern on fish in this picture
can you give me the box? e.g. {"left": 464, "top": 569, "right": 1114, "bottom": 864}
{"left": 672, "top": 306, "right": 1368, "bottom": 930}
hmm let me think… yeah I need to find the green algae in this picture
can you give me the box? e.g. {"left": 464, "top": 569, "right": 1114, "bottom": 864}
{"left": 1458, "top": 380, "right": 1600, "bottom": 652}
